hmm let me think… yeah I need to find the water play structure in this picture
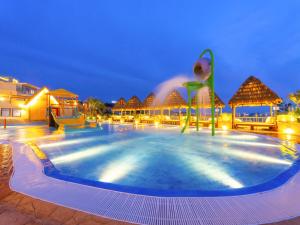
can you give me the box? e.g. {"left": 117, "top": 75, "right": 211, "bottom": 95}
{"left": 181, "top": 48, "right": 215, "bottom": 135}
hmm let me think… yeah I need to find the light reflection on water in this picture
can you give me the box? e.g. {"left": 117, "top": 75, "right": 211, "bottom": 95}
{"left": 1, "top": 123, "right": 299, "bottom": 192}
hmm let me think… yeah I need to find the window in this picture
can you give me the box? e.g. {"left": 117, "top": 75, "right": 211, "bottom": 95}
{"left": 1, "top": 108, "right": 11, "bottom": 117}
{"left": 12, "top": 108, "right": 22, "bottom": 117}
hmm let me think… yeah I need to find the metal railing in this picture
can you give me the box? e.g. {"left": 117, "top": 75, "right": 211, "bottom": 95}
{"left": 235, "top": 116, "right": 271, "bottom": 123}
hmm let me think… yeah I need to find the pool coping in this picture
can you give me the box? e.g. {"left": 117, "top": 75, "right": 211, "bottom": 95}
{"left": 7, "top": 137, "right": 300, "bottom": 225}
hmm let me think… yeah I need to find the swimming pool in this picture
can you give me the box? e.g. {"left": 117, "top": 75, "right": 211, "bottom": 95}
{"left": 17, "top": 123, "right": 297, "bottom": 197}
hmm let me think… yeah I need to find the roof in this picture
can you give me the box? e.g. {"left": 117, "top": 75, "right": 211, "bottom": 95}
{"left": 25, "top": 87, "right": 49, "bottom": 106}
{"left": 20, "top": 82, "right": 39, "bottom": 90}
{"left": 48, "top": 89, "right": 78, "bottom": 98}
{"left": 142, "top": 92, "right": 161, "bottom": 109}
{"left": 125, "top": 96, "right": 142, "bottom": 109}
{"left": 192, "top": 90, "right": 225, "bottom": 108}
{"left": 0, "top": 76, "right": 18, "bottom": 83}
{"left": 228, "top": 76, "right": 282, "bottom": 107}
{"left": 112, "top": 97, "right": 127, "bottom": 110}
{"left": 162, "top": 90, "right": 186, "bottom": 107}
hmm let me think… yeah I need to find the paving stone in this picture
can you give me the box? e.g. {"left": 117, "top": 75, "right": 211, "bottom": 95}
{"left": 24, "top": 220, "right": 43, "bottom": 225}
{"left": 0, "top": 204, "right": 7, "bottom": 214}
{"left": 32, "top": 199, "right": 58, "bottom": 219}
{"left": 0, "top": 186, "right": 11, "bottom": 199}
{"left": 49, "top": 207, "right": 76, "bottom": 223}
{"left": 90, "top": 216, "right": 116, "bottom": 224}
{"left": 0, "top": 210, "right": 31, "bottom": 225}
{"left": 17, "top": 197, "right": 35, "bottom": 214}
{"left": 3, "top": 192, "right": 25, "bottom": 207}
{"left": 79, "top": 220, "right": 104, "bottom": 225}
{"left": 70, "top": 211, "right": 90, "bottom": 223}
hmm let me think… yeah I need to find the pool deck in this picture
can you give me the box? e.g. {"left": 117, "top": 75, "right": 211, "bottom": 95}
{"left": 0, "top": 143, "right": 131, "bottom": 225}
{"left": 1, "top": 129, "right": 300, "bottom": 225}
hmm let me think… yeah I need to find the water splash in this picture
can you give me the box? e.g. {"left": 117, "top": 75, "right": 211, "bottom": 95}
{"left": 154, "top": 75, "right": 191, "bottom": 104}
{"left": 196, "top": 87, "right": 210, "bottom": 106}
{"left": 195, "top": 87, "right": 210, "bottom": 116}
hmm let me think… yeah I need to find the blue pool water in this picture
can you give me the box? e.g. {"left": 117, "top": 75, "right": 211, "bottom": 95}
{"left": 2, "top": 124, "right": 300, "bottom": 196}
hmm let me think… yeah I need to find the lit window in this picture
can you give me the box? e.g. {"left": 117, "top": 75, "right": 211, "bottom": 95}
{"left": 1, "top": 108, "right": 11, "bottom": 117}
{"left": 12, "top": 108, "right": 22, "bottom": 117}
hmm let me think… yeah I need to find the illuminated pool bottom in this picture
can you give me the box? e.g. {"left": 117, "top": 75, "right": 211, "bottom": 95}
{"left": 35, "top": 124, "right": 300, "bottom": 197}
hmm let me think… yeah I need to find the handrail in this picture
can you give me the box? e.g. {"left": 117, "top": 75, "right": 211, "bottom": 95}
{"left": 236, "top": 116, "right": 273, "bottom": 123}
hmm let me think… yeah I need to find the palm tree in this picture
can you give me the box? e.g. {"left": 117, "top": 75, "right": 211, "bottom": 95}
{"left": 86, "top": 97, "right": 106, "bottom": 116}
{"left": 289, "top": 91, "right": 300, "bottom": 118}
{"left": 289, "top": 91, "right": 300, "bottom": 107}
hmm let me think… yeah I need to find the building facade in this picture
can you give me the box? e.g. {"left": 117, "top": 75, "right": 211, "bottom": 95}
{"left": 0, "top": 76, "right": 79, "bottom": 122}
{"left": 0, "top": 76, "right": 38, "bottom": 120}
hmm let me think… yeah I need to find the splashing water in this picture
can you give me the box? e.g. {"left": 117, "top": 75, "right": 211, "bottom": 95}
{"left": 154, "top": 75, "right": 191, "bottom": 104}
{"left": 196, "top": 87, "right": 210, "bottom": 105}
{"left": 195, "top": 87, "right": 210, "bottom": 116}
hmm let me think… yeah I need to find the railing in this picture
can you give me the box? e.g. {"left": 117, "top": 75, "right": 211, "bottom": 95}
{"left": 56, "top": 113, "right": 81, "bottom": 119}
{"left": 235, "top": 116, "right": 271, "bottom": 123}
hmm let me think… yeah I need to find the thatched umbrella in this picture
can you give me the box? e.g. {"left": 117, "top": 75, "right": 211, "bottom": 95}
{"left": 228, "top": 76, "right": 282, "bottom": 127}
{"left": 142, "top": 92, "right": 161, "bottom": 115}
{"left": 162, "top": 90, "right": 187, "bottom": 116}
{"left": 229, "top": 76, "right": 282, "bottom": 107}
{"left": 125, "top": 96, "right": 142, "bottom": 115}
{"left": 112, "top": 97, "right": 126, "bottom": 115}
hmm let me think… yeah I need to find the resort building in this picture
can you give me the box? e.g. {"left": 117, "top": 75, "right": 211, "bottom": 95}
{"left": 0, "top": 76, "right": 38, "bottom": 120}
{"left": 0, "top": 76, "right": 79, "bottom": 122}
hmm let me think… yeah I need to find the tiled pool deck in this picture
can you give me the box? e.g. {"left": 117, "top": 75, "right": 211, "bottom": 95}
{"left": 1, "top": 127, "right": 300, "bottom": 225}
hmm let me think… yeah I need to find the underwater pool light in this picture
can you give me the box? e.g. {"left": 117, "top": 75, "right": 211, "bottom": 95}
{"left": 50, "top": 138, "right": 145, "bottom": 164}
{"left": 51, "top": 145, "right": 113, "bottom": 164}
{"left": 223, "top": 134, "right": 258, "bottom": 140}
{"left": 38, "top": 137, "right": 99, "bottom": 149}
{"left": 224, "top": 148, "right": 292, "bottom": 165}
{"left": 99, "top": 155, "right": 139, "bottom": 183}
{"left": 220, "top": 139, "right": 278, "bottom": 148}
{"left": 182, "top": 154, "right": 243, "bottom": 188}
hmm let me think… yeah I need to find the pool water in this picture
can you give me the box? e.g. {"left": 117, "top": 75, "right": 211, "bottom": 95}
{"left": 2, "top": 124, "right": 300, "bottom": 196}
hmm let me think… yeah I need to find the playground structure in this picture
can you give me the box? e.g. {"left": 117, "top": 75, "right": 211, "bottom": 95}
{"left": 181, "top": 49, "right": 215, "bottom": 136}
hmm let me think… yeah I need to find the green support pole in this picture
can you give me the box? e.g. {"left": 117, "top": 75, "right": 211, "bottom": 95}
{"left": 196, "top": 92, "right": 199, "bottom": 131}
{"left": 181, "top": 87, "right": 192, "bottom": 133}
{"left": 200, "top": 49, "right": 215, "bottom": 136}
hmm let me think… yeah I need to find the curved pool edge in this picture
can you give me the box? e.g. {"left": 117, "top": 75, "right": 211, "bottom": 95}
{"left": 28, "top": 134, "right": 300, "bottom": 198}
{"left": 41, "top": 154, "right": 300, "bottom": 197}
{"left": 8, "top": 140, "right": 300, "bottom": 225}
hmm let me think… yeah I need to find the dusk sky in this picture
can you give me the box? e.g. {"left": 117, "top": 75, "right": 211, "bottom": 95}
{"left": 1, "top": 1, "right": 300, "bottom": 105}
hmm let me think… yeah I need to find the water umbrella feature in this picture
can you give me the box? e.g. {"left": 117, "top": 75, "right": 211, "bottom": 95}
{"left": 181, "top": 48, "right": 215, "bottom": 136}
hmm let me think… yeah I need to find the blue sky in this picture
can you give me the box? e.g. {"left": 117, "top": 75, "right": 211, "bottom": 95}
{"left": 0, "top": 1, "right": 300, "bottom": 105}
